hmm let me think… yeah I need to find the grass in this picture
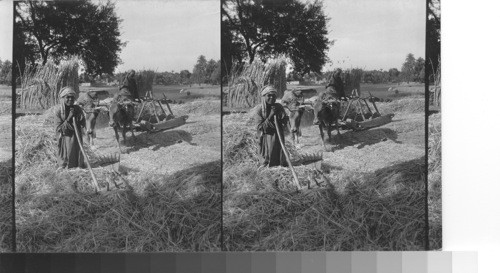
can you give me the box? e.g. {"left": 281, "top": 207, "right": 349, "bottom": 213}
{"left": 80, "top": 84, "right": 220, "bottom": 102}
{"left": 15, "top": 98, "right": 221, "bottom": 252}
{"left": 223, "top": 95, "right": 427, "bottom": 250}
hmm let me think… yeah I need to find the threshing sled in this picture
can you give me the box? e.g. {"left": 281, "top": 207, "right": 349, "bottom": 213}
{"left": 338, "top": 89, "right": 394, "bottom": 131}
{"left": 134, "top": 91, "right": 188, "bottom": 133}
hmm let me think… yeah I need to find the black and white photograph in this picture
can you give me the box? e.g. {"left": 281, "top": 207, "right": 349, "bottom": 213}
{"left": 13, "top": 0, "right": 221, "bottom": 252}
{"left": 222, "top": 0, "right": 434, "bottom": 250}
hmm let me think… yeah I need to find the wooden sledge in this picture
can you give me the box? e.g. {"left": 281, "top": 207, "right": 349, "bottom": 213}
{"left": 340, "top": 90, "right": 394, "bottom": 131}
{"left": 135, "top": 91, "right": 188, "bottom": 133}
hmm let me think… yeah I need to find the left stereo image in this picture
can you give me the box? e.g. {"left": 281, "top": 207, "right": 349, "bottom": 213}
{"left": 5, "top": 0, "right": 221, "bottom": 252}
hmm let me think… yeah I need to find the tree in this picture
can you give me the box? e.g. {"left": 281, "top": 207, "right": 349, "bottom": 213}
{"left": 388, "top": 68, "right": 400, "bottom": 83}
{"left": 401, "top": 53, "right": 416, "bottom": 83}
{"left": 0, "top": 59, "right": 12, "bottom": 85}
{"left": 14, "top": 0, "right": 125, "bottom": 77}
{"left": 205, "top": 59, "right": 218, "bottom": 84}
{"left": 414, "top": 57, "right": 425, "bottom": 83}
{"left": 210, "top": 61, "right": 221, "bottom": 85}
{"left": 222, "top": 0, "right": 331, "bottom": 76}
{"left": 427, "top": 0, "right": 440, "bottom": 83}
{"left": 192, "top": 55, "right": 208, "bottom": 85}
{"left": 180, "top": 70, "right": 192, "bottom": 85}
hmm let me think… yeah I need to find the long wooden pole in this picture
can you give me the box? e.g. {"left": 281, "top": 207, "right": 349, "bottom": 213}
{"left": 73, "top": 118, "right": 100, "bottom": 193}
{"left": 274, "top": 115, "right": 301, "bottom": 190}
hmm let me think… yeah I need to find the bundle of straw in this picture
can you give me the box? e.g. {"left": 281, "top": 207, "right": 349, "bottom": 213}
{"left": 19, "top": 57, "right": 79, "bottom": 110}
{"left": 135, "top": 70, "right": 156, "bottom": 98}
{"left": 226, "top": 57, "right": 287, "bottom": 108}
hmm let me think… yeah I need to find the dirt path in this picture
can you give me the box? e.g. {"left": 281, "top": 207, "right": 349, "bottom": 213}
{"left": 86, "top": 111, "right": 220, "bottom": 181}
{"left": 295, "top": 111, "right": 424, "bottom": 173}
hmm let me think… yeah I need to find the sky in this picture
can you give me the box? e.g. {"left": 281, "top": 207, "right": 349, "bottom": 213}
{"left": 323, "top": 0, "right": 426, "bottom": 71}
{"left": 0, "top": 0, "right": 220, "bottom": 73}
{"left": 0, "top": 0, "right": 13, "bottom": 62}
{"left": 0, "top": 0, "right": 424, "bottom": 72}
{"left": 113, "top": 0, "right": 220, "bottom": 73}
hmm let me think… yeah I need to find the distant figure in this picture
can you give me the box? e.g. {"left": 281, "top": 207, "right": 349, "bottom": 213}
{"left": 55, "top": 87, "right": 86, "bottom": 169}
{"left": 331, "top": 69, "right": 346, "bottom": 99}
{"left": 255, "top": 86, "right": 289, "bottom": 167}
{"left": 121, "top": 70, "right": 139, "bottom": 100}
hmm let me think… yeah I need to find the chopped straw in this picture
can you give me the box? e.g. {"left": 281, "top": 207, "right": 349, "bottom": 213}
{"left": 223, "top": 96, "right": 427, "bottom": 250}
{"left": 15, "top": 99, "right": 221, "bottom": 252}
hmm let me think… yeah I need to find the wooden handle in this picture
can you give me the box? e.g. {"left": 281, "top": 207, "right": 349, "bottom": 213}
{"left": 73, "top": 118, "right": 100, "bottom": 193}
{"left": 274, "top": 115, "right": 301, "bottom": 190}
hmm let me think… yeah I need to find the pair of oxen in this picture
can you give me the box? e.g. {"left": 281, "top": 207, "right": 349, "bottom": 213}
{"left": 77, "top": 91, "right": 136, "bottom": 151}
{"left": 282, "top": 86, "right": 346, "bottom": 148}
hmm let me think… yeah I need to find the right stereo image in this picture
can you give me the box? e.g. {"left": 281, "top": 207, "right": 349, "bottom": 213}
{"left": 222, "top": 0, "right": 440, "bottom": 251}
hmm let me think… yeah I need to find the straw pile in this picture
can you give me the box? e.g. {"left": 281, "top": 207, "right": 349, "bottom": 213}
{"left": 226, "top": 57, "right": 287, "bottom": 108}
{"left": 0, "top": 158, "right": 12, "bottom": 252}
{"left": 326, "top": 68, "right": 363, "bottom": 96}
{"left": 136, "top": 70, "right": 156, "bottom": 98}
{"left": 428, "top": 113, "right": 441, "bottom": 249}
{"left": 15, "top": 110, "right": 221, "bottom": 252}
{"left": 223, "top": 96, "right": 426, "bottom": 250}
{"left": 344, "top": 68, "right": 363, "bottom": 95}
{"left": 19, "top": 57, "right": 79, "bottom": 110}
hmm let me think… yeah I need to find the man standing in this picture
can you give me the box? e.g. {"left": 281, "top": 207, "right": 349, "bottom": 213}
{"left": 55, "top": 87, "right": 86, "bottom": 169}
{"left": 121, "top": 70, "right": 139, "bottom": 100}
{"left": 255, "top": 86, "right": 289, "bottom": 167}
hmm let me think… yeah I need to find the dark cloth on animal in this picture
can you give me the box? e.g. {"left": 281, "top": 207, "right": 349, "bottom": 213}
{"left": 255, "top": 103, "right": 288, "bottom": 167}
{"left": 55, "top": 104, "right": 86, "bottom": 168}
{"left": 121, "top": 74, "right": 139, "bottom": 100}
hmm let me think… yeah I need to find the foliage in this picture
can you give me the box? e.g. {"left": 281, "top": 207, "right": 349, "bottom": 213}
{"left": 14, "top": 0, "right": 125, "bottom": 77}
{"left": 0, "top": 59, "right": 12, "bottom": 85}
{"left": 222, "top": 0, "right": 331, "bottom": 76}
{"left": 427, "top": 0, "right": 440, "bottom": 83}
{"left": 192, "top": 55, "right": 221, "bottom": 85}
{"left": 400, "top": 54, "right": 424, "bottom": 83}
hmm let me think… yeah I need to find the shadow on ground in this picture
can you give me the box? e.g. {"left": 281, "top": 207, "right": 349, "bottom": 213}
{"left": 15, "top": 161, "right": 221, "bottom": 252}
{"left": 223, "top": 156, "right": 426, "bottom": 251}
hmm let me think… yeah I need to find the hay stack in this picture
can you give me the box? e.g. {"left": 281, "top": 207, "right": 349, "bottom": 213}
{"left": 326, "top": 68, "right": 363, "bottom": 96}
{"left": 19, "top": 57, "right": 79, "bottom": 110}
{"left": 135, "top": 70, "right": 155, "bottom": 98}
{"left": 226, "top": 57, "right": 287, "bottom": 108}
{"left": 344, "top": 68, "right": 363, "bottom": 95}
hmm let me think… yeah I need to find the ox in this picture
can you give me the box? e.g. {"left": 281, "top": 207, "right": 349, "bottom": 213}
{"left": 281, "top": 90, "right": 306, "bottom": 144}
{"left": 108, "top": 93, "right": 136, "bottom": 152}
{"left": 76, "top": 91, "right": 100, "bottom": 146}
{"left": 312, "top": 90, "right": 341, "bottom": 148}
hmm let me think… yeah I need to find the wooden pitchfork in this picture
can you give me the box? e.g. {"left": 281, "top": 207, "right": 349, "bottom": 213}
{"left": 274, "top": 115, "right": 302, "bottom": 190}
{"left": 73, "top": 118, "right": 100, "bottom": 193}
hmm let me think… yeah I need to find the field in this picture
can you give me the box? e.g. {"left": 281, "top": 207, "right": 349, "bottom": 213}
{"left": 81, "top": 84, "right": 220, "bottom": 102}
{"left": 0, "top": 85, "right": 12, "bottom": 251}
{"left": 292, "top": 82, "right": 424, "bottom": 100}
{"left": 223, "top": 85, "right": 427, "bottom": 250}
{"left": 14, "top": 97, "right": 221, "bottom": 252}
